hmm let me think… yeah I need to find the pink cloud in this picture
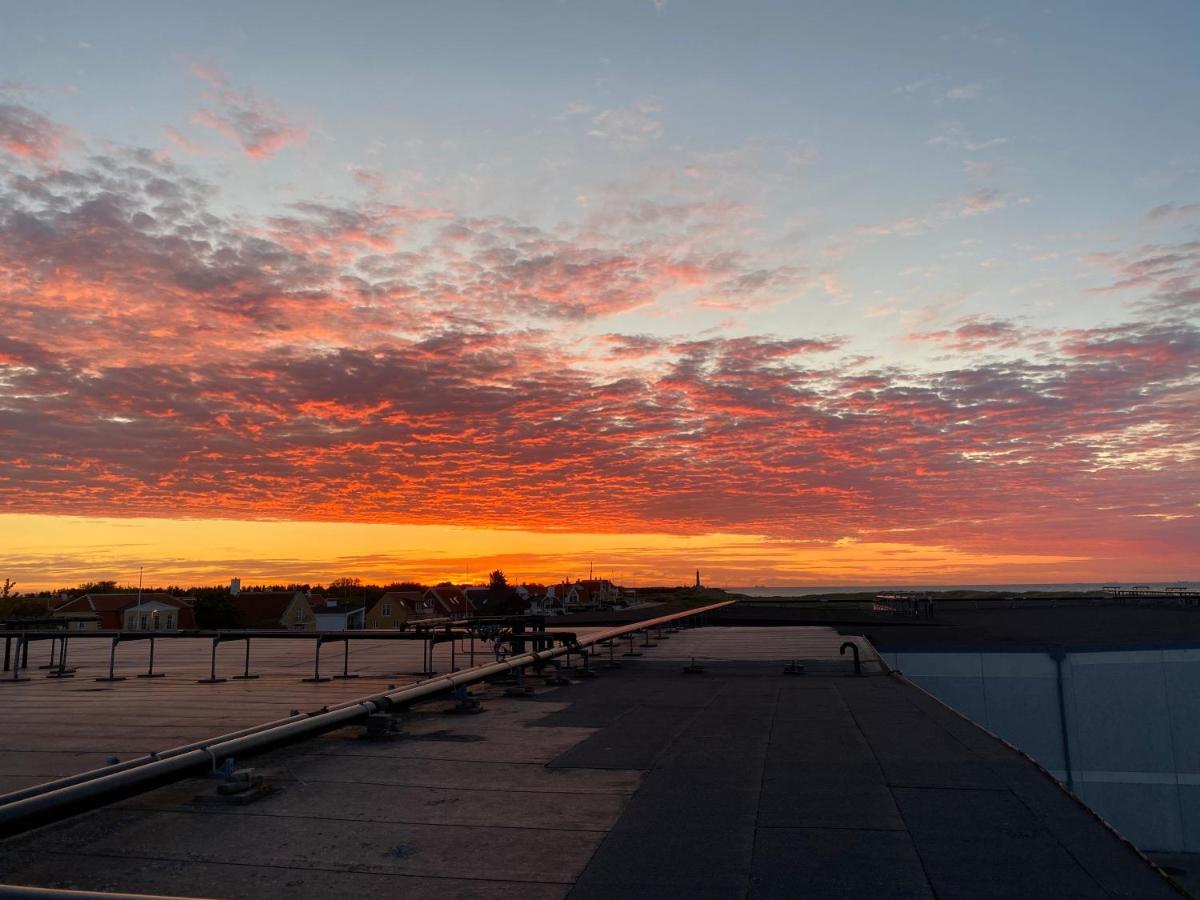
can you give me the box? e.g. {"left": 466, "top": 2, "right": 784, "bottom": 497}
{"left": 0, "top": 101, "right": 64, "bottom": 161}
{"left": 189, "top": 63, "right": 306, "bottom": 159}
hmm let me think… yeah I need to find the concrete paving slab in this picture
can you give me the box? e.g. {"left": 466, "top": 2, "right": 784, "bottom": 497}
{"left": 893, "top": 786, "right": 1108, "bottom": 899}
{"left": 569, "top": 823, "right": 756, "bottom": 899}
{"left": 757, "top": 776, "right": 905, "bottom": 830}
{"left": 749, "top": 827, "right": 934, "bottom": 899}
{"left": 0, "top": 852, "right": 570, "bottom": 900}
{"left": 126, "top": 778, "right": 627, "bottom": 832}
{"left": 21, "top": 807, "right": 601, "bottom": 883}
{"left": 549, "top": 705, "right": 701, "bottom": 769}
{"left": 269, "top": 751, "right": 645, "bottom": 795}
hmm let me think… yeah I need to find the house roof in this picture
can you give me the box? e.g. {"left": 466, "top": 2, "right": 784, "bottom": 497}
{"left": 378, "top": 591, "right": 425, "bottom": 604}
{"left": 368, "top": 591, "right": 432, "bottom": 618}
{"left": 235, "top": 591, "right": 304, "bottom": 628}
{"left": 313, "top": 599, "right": 363, "bottom": 614}
{"left": 54, "top": 594, "right": 194, "bottom": 614}
{"left": 426, "top": 587, "right": 469, "bottom": 617}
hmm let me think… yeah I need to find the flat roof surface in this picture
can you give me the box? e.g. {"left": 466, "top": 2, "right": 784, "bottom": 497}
{"left": 0, "top": 627, "right": 1182, "bottom": 898}
{"left": 0, "top": 629, "right": 608, "bottom": 792}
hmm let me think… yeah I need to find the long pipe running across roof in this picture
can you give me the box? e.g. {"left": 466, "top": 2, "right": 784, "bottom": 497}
{"left": 0, "top": 601, "right": 732, "bottom": 839}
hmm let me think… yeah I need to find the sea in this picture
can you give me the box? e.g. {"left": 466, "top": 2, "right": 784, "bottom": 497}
{"left": 729, "top": 581, "right": 1195, "bottom": 597}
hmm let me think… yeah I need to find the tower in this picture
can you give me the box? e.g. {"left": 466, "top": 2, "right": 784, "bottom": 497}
{"left": 695, "top": 569, "right": 701, "bottom": 589}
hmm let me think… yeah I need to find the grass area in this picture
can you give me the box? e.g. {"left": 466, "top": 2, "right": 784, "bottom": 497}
{"left": 630, "top": 586, "right": 742, "bottom": 606}
{"left": 733, "top": 589, "right": 1107, "bottom": 603}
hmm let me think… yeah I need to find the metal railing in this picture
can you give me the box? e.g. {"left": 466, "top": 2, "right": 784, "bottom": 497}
{"left": 1, "top": 618, "right": 573, "bottom": 684}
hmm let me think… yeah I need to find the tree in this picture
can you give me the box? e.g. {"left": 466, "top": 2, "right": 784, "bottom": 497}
{"left": 383, "top": 581, "right": 426, "bottom": 593}
{"left": 75, "top": 580, "right": 117, "bottom": 595}
{"left": 194, "top": 594, "right": 241, "bottom": 629}
{"left": 329, "top": 577, "right": 361, "bottom": 597}
{"left": 1, "top": 578, "right": 15, "bottom": 599}
{"left": 488, "top": 569, "right": 508, "bottom": 591}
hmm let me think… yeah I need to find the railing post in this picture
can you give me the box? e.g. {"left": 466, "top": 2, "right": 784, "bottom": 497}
{"left": 6, "top": 636, "right": 30, "bottom": 683}
{"left": 334, "top": 638, "right": 358, "bottom": 679}
{"left": 233, "top": 638, "right": 259, "bottom": 679}
{"left": 39, "top": 637, "right": 58, "bottom": 670}
{"left": 47, "top": 635, "right": 74, "bottom": 678}
{"left": 138, "top": 636, "right": 165, "bottom": 678}
{"left": 198, "top": 636, "right": 227, "bottom": 683}
{"left": 96, "top": 636, "right": 126, "bottom": 682}
{"left": 303, "top": 635, "right": 331, "bottom": 682}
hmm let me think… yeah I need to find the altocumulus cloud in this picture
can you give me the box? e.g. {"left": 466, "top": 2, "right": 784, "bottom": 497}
{"left": 0, "top": 100, "right": 1197, "bottom": 572}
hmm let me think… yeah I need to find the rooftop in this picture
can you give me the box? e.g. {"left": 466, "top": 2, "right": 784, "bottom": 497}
{"left": 0, "top": 625, "right": 1179, "bottom": 897}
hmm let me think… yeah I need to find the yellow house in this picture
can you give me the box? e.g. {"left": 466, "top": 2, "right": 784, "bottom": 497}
{"left": 235, "top": 591, "right": 318, "bottom": 630}
{"left": 365, "top": 591, "right": 433, "bottom": 628}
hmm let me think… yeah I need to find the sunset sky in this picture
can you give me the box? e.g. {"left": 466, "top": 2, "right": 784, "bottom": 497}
{"left": 1, "top": 1, "right": 1197, "bottom": 589}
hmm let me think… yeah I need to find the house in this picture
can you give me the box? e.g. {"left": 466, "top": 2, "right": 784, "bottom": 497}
{"left": 546, "top": 582, "right": 581, "bottom": 609}
{"left": 576, "top": 579, "right": 620, "bottom": 608}
{"left": 517, "top": 584, "right": 556, "bottom": 615}
{"left": 424, "top": 586, "right": 470, "bottom": 619}
{"left": 364, "top": 591, "right": 435, "bottom": 628}
{"left": 234, "top": 591, "right": 318, "bottom": 630}
{"left": 463, "top": 586, "right": 492, "bottom": 615}
{"left": 51, "top": 594, "right": 196, "bottom": 631}
{"left": 311, "top": 598, "right": 365, "bottom": 631}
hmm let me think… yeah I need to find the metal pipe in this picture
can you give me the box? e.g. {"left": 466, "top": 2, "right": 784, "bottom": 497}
{"left": 0, "top": 886, "right": 205, "bottom": 900}
{"left": 0, "top": 601, "right": 732, "bottom": 837}
{"left": 840, "top": 640, "right": 862, "bottom": 675}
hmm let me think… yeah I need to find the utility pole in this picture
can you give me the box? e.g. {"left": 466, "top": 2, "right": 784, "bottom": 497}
{"left": 136, "top": 566, "right": 143, "bottom": 631}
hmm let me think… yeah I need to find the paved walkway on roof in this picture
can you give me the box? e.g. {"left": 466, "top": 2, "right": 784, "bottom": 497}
{"left": 0, "top": 627, "right": 1182, "bottom": 898}
{"left": 631, "top": 624, "right": 884, "bottom": 671}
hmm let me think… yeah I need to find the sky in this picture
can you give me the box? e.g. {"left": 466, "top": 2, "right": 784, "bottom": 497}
{"left": 0, "top": 1, "right": 1197, "bottom": 589}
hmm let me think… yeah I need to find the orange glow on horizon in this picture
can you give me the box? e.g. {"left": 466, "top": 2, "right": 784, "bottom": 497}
{"left": 0, "top": 513, "right": 1139, "bottom": 593}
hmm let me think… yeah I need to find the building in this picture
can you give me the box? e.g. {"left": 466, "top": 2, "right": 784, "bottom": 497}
{"left": 50, "top": 594, "right": 196, "bottom": 631}
{"left": 234, "top": 591, "right": 318, "bottom": 630}
{"left": 364, "top": 591, "right": 434, "bottom": 628}
{"left": 311, "top": 598, "right": 365, "bottom": 631}
{"left": 575, "top": 579, "right": 620, "bottom": 608}
{"left": 424, "top": 586, "right": 470, "bottom": 618}
{"left": 545, "top": 582, "right": 579, "bottom": 610}
{"left": 463, "top": 586, "right": 492, "bottom": 615}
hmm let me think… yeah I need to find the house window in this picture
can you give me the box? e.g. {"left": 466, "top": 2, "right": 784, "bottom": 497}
{"left": 295, "top": 606, "right": 306, "bottom": 624}
{"left": 126, "top": 614, "right": 137, "bottom": 629}
{"left": 381, "top": 602, "right": 391, "bottom": 618}
{"left": 165, "top": 613, "right": 175, "bottom": 629}
{"left": 140, "top": 614, "right": 148, "bottom": 630}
